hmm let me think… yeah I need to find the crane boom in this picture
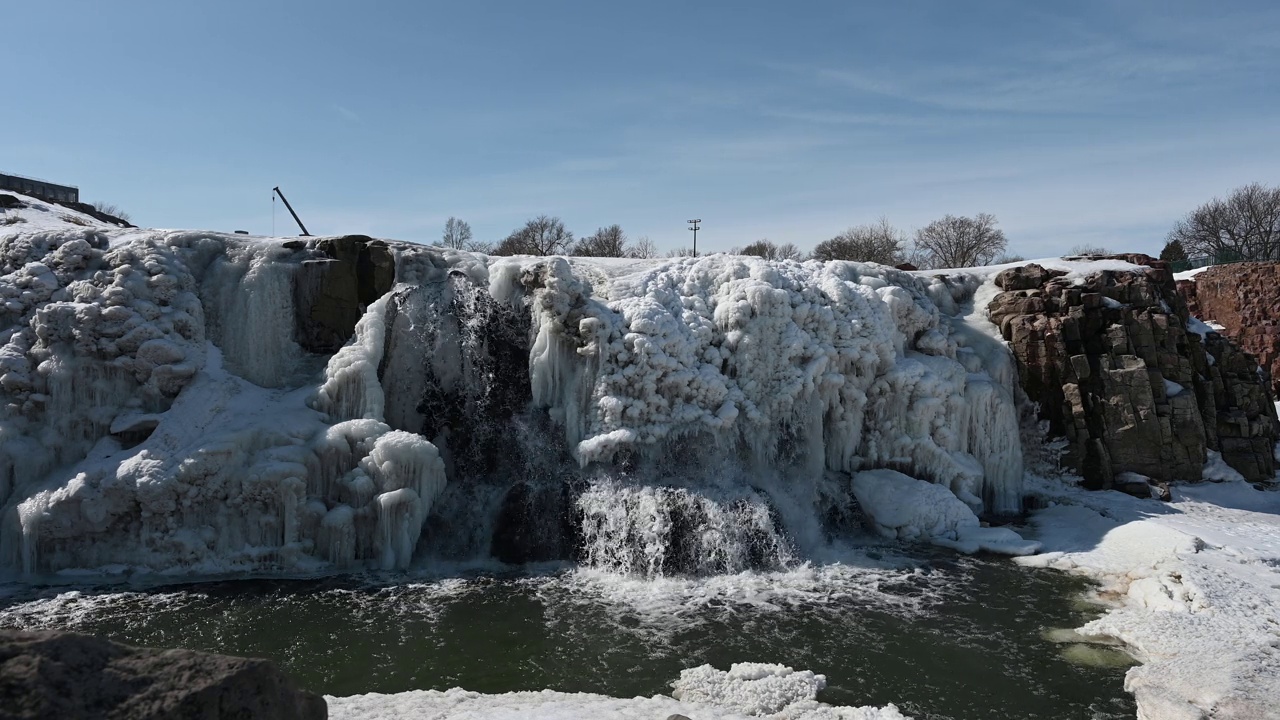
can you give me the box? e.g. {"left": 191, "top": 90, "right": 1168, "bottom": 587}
{"left": 272, "top": 186, "right": 311, "bottom": 236}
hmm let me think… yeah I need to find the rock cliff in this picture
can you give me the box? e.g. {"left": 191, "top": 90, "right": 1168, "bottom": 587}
{"left": 987, "top": 256, "right": 1278, "bottom": 490}
{"left": 1178, "top": 262, "right": 1280, "bottom": 398}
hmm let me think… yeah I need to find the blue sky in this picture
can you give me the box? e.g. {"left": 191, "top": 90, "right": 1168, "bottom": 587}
{"left": 4, "top": 1, "right": 1279, "bottom": 257}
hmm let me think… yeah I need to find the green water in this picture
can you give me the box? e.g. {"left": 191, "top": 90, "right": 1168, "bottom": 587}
{"left": 0, "top": 552, "right": 1136, "bottom": 720}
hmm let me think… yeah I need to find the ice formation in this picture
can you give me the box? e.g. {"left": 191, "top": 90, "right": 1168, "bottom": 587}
{"left": 851, "top": 469, "right": 1039, "bottom": 555}
{"left": 328, "top": 663, "right": 911, "bottom": 719}
{"left": 0, "top": 192, "right": 1032, "bottom": 576}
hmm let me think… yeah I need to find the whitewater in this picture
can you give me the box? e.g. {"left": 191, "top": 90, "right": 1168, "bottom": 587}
{"left": 0, "top": 192, "right": 1277, "bottom": 719}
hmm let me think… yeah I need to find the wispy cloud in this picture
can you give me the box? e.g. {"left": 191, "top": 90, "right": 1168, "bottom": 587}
{"left": 332, "top": 104, "right": 360, "bottom": 122}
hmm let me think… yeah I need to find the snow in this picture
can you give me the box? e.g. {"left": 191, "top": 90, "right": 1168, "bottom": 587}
{"left": 0, "top": 191, "right": 470, "bottom": 575}
{"left": 851, "top": 469, "right": 1039, "bottom": 555}
{"left": 327, "top": 663, "right": 911, "bottom": 719}
{"left": 495, "top": 254, "right": 1025, "bottom": 516}
{"left": 1201, "top": 450, "right": 1247, "bottom": 483}
{"left": 1018, "top": 478, "right": 1280, "bottom": 719}
{"left": 1173, "top": 266, "right": 1211, "bottom": 282}
{"left": 1185, "top": 316, "right": 1218, "bottom": 339}
{"left": 0, "top": 192, "right": 117, "bottom": 236}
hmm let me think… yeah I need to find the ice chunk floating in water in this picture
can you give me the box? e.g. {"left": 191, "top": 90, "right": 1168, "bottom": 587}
{"left": 0, "top": 214, "right": 1032, "bottom": 575}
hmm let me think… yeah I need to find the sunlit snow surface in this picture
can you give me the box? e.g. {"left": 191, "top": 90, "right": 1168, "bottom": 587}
{"left": 1020, "top": 476, "right": 1280, "bottom": 719}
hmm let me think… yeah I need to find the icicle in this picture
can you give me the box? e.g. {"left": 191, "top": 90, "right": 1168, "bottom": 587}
{"left": 319, "top": 505, "right": 356, "bottom": 567}
{"left": 315, "top": 294, "right": 391, "bottom": 422}
{"left": 374, "top": 488, "right": 424, "bottom": 570}
{"left": 203, "top": 245, "right": 303, "bottom": 388}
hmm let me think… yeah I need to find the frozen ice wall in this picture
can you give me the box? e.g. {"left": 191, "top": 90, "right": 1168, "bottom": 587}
{"left": 492, "top": 255, "right": 1024, "bottom": 515}
{"left": 0, "top": 195, "right": 1029, "bottom": 576}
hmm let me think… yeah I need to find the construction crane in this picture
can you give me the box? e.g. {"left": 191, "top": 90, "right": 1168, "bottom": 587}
{"left": 272, "top": 186, "right": 311, "bottom": 236}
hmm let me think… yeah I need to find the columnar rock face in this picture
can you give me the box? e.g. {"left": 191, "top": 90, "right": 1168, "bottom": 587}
{"left": 0, "top": 630, "right": 326, "bottom": 720}
{"left": 1178, "top": 262, "right": 1280, "bottom": 397}
{"left": 988, "top": 256, "right": 1278, "bottom": 488}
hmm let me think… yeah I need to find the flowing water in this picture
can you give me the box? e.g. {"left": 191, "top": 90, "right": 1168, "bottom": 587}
{"left": 0, "top": 547, "right": 1136, "bottom": 720}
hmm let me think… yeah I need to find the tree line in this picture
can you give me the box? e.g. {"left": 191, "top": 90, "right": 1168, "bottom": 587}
{"left": 440, "top": 212, "right": 1014, "bottom": 269}
{"left": 1160, "top": 182, "right": 1280, "bottom": 265}
{"left": 441, "top": 182, "right": 1280, "bottom": 269}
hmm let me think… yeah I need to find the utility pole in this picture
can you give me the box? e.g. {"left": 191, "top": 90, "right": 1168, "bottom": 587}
{"left": 688, "top": 218, "right": 701, "bottom": 257}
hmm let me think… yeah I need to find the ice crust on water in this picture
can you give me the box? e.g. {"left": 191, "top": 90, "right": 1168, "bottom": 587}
{"left": 327, "top": 663, "right": 910, "bottom": 719}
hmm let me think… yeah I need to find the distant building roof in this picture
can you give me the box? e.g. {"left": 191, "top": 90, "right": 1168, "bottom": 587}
{"left": 0, "top": 172, "right": 79, "bottom": 204}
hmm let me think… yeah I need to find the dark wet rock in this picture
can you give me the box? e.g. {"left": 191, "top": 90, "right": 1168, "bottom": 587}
{"left": 491, "top": 480, "right": 582, "bottom": 564}
{"left": 0, "top": 194, "right": 25, "bottom": 210}
{"left": 293, "top": 234, "right": 396, "bottom": 353}
{"left": 0, "top": 629, "right": 326, "bottom": 720}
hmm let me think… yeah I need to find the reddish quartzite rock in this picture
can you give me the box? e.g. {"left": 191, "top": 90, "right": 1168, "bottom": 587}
{"left": 988, "top": 256, "right": 1278, "bottom": 490}
{"left": 1178, "top": 262, "right": 1280, "bottom": 398}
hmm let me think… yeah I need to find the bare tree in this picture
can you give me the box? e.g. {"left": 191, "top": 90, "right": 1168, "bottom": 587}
{"left": 442, "top": 217, "right": 473, "bottom": 250}
{"left": 994, "top": 253, "right": 1027, "bottom": 264}
{"left": 572, "top": 224, "right": 628, "bottom": 257}
{"left": 1169, "top": 183, "right": 1280, "bottom": 262}
{"left": 91, "top": 201, "right": 131, "bottom": 223}
{"left": 492, "top": 215, "right": 574, "bottom": 256}
{"left": 666, "top": 247, "right": 697, "bottom": 258}
{"left": 1068, "top": 244, "right": 1110, "bottom": 256}
{"left": 734, "top": 239, "right": 804, "bottom": 261}
{"left": 628, "top": 236, "right": 658, "bottom": 259}
{"left": 913, "top": 213, "right": 1007, "bottom": 268}
{"left": 812, "top": 218, "right": 906, "bottom": 264}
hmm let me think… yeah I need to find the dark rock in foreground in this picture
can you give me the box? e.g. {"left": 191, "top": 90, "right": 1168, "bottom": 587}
{"left": 0, "top": 629, "right": 326, "bottom": 720}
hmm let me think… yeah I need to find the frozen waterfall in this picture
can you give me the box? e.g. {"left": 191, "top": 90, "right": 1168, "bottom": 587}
{"left": 0, "top": 211, "right": 1033, "bottom": 577}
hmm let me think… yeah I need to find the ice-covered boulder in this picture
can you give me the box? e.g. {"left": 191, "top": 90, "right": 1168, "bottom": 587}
{"left": 851, "top": 469, "right": 1039, "bottom": 555}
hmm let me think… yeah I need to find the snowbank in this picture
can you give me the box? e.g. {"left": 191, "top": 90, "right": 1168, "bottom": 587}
{"left": 1018, "top": 478, "right": 1280, "bottom": 719}
{"left": 327, "top": 663, "right": 910, "bottom": 719}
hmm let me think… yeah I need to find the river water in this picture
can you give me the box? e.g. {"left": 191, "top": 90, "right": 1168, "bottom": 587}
{"left": 0, "top": 547, "right": 1135, "bottom": 720}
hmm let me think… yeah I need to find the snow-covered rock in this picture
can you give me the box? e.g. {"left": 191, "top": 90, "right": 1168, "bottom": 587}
{"left": 851, "top": 469, "right": 1039, "bottom": 555}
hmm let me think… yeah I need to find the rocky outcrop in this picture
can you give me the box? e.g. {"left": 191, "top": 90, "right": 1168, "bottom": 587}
{"left": 293, "top": 235, "right": 396, "bottom": 353}
{"left": 0, "top": 629, "right": 326, "bottom": 720}
{"left": 1178, "top": 262, "right": 1280, "bottom": 397}
{"left": 988, "top": 256, "right": 1278, "bottom": 489}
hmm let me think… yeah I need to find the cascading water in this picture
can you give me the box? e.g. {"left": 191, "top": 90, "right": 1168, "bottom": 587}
{"left": 0, "top": 221, "right": 1037, "bottom": 578}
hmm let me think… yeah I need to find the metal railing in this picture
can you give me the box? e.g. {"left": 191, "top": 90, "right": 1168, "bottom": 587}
{"left": 1169, "top": 251, "right": 1246, "bottom": 273}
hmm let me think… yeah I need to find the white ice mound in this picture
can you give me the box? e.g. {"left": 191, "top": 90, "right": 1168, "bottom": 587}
{"left": 494, "top": 255, "right": 1024, "bottom": 515}
{"left": 851, "top": 469, "right": 1040, "bottom": 555}
{"left": 672, "top": 662, "right": 910, "bottom": 719}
